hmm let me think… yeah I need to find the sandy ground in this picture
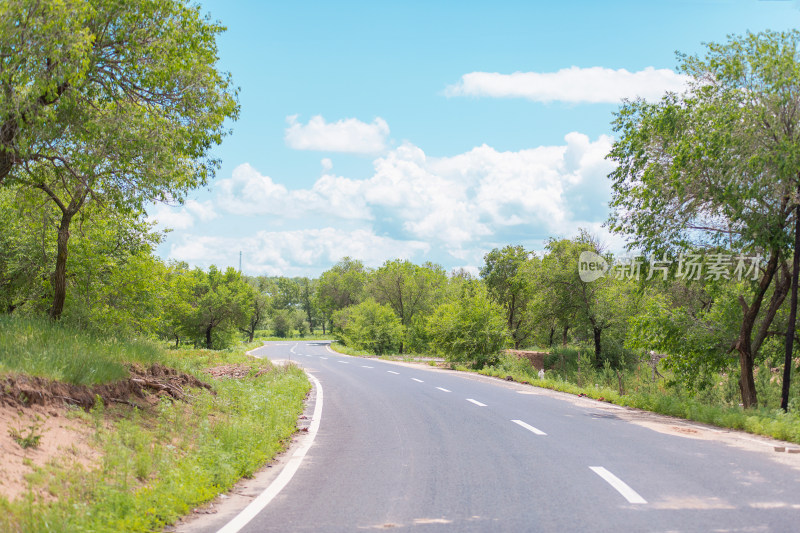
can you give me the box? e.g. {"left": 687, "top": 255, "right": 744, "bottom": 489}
{"left": 0, "top": 403, "right": 98, "bottom": 502}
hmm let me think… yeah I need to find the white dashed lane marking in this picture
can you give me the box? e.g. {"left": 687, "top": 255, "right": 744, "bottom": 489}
{"left": 387, "top": 371, "right": 400, "bottom": 375}
{"left": 436, "top": 387, "right": 451, "bottom": 393}
{"left": 466, "top": 399, "right": 487, "bottom": 407}
{"left": 411, "top": 378, "right": 424, "bottom": 383}
{"left": 511, "top": 419, "right": 547, "bottom": 436}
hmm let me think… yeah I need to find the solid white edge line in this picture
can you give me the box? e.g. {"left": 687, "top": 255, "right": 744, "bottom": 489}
{"left": 466, "top": 399, "right": 487, "bottom": 407}
{"left": 589, "top": 466, "right": 647, "bottom": 504}
{"left": 511, "top": 419, "right": 547, "bottom": 436}
{"left": 436, "top": 387, "right": 451, "bottom": 392}
{"left": 217, "top": 371, "right": 324, "bottom": 533}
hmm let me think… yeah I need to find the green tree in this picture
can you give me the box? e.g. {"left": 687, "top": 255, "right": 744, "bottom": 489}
{"left": 537, "top": 234, "right": 637, "bottom": 366}
{"left": 428, "top": 282, "right": 508, "bottom": 369}
{"left": 183, "top": 266, "right": 253, "bottom": 349}
{"left": 271, "top": 309, "right": 293, "bottom": 338}
{"left": 608, "top": 31, "right": 800, "bottom": 407}
{"left": 333, "top": 299, "right": 404, "bottom": 355}
{"left": 368, "top": 259, "right": 446, "bottom": 352}
{"left": 0, "top": 0, "right": 238, "bottom": 319}
{"left": 480, "top": 245, "right": 536, "bottom": 349}
{"left": 240, "top": 286, "right": 269, "bottom": 343}
{"left": 316, "top": 257, "right": 368, "bottom": 332}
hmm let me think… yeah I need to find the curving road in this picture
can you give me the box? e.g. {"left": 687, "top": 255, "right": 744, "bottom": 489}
{"left": 220, "top": 341, "right": 800, "bottom": 532}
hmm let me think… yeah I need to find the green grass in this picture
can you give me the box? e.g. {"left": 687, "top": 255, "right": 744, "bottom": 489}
{"left": 0, "top": 316, "right": 312, "bottom": 532}
{"left": 0, "top": 316, "right": 163, "bottom": 385}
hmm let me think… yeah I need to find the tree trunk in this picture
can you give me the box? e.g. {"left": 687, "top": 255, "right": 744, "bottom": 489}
{"left": 562, "top": 325, "right": 569, "bottom": 346}
{"left": 738, "top": 337, "right": 758, "bottom": 409}
{"left": 592, "top": 326, "right": 602, "bottom": 365}
{"left": 205, "top": 324, "right": 213, "bottom": 349}
{"left": 734, "top": 250, "right": 781, "bottom": 409}
{"left": 548, "top": 326, "right": 555, "bottom": 347}
{"left": 49, "top": 211, "right": 74, "bottom": 320}
{"left": 248, "top": 328, "right": 255, "bottom": 343}
{"left": 782, "top": 196, "right": 800, "bottom": 411}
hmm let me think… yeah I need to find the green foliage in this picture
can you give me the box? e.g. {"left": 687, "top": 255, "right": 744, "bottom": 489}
{"left": 368, "top": 259, "right": 446, "bottom": 328}
{"left": 480, "top": 245, "right": 537, "bottom": 349}
{"left": 8, "top": 419, "right": 43, "bottom": 450}
{"left": 177, "top": 266, "right": 255, "bottom": 349}
{"left": 0, "top": 347, "right": 310, "bottom": 533}
{"left": 608, "top": 31, "right": 800, "bottom": 407}
{"left": 427, "top": 282, "right": 508, "bottom": 368}
{"left": 0, "top": 315, "right": 162, "bottom": 385}
{"left": 271, "top": 309, "right": 293, "bottom": 338}
{"left": 333, "top": 299, "right": 404, "bottom": 355}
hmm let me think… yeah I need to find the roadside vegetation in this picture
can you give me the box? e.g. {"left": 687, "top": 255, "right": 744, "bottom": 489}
{"left": 0, "top": 316, "right": 310, "bottom": 533}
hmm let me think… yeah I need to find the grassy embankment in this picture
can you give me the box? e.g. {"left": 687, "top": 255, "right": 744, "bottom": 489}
{"left": 0, "top": 316, "right": 310, "bottom": 533}
{"left": 331, "top": 342, "right": 800, "bottom": 444}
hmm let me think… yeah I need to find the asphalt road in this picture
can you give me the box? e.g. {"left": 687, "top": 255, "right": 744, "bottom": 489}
{"left": 229, "top": 341, "right": 800, "bottom": 532}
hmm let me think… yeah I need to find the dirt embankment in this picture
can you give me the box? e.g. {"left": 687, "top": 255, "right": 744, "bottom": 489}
{"left": 506, "top": 350, "right": 547, "bottom": 371}
{"left": 0, "top": 363, "right": 212, "bottom": 411}
{"left": 0, "top": 362, "right": 266, "bottom": 503}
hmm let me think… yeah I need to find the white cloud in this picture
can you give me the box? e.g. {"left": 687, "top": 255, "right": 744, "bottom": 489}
{"left": 208, "top": 133, "right": 617, "bottom": 264}
{"left": 445, "top": 66, "right": 689, "bottom": 103}
{"left": 169, "top": 228, "right": 429, "bottom": 276}
{"left": 173, "top": 131, "right": 620, "bottom": 275}
{"left": 147, "top": 200, "right": 217, "bottom": 231}
{"left": 285, "top": 115, "right": 390, "bottom": 153}
{"left": 216, "top": 162, "right": 372, "bottom": 220}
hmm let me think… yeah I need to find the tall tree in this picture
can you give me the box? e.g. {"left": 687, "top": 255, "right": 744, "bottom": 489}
{"left": 368, "top": 259, "right": 446, "bottom": 352}
{"left": 480, "top": 245, "right": 535, "bottom": 349}
{"left": 184, "top": 266, "right": 253, "bottom": 349}
{"left": 608, "top": 30, "right": 800, "bottom": 407}
{"left": 0, "top": 0, "right": 239, "bottom": 318}
{"left": 317, "top": 257, "right": 368, "bottom": 331}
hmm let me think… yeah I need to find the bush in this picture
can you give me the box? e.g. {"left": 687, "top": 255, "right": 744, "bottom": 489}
{"left": 427, "top": 283, "right": 508, "bottom": 369}
{"left": 332, "top": 299, "right": 403, "bottom": 355}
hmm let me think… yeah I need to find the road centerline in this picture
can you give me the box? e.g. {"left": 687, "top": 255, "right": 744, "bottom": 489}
{"left": 387, "top": 371, "right": 400, "bottom": 375}
{"left": 466, "top": 399, "right": 487, "bottom": 407}
{"left": 436, "top": 387, "right": 451, "bottom": 392}
{"left": 411, "top": 378, "right": 424, "bottom": 383}
{"left": 589, "top": 466, "right": 647, "bottom": 504}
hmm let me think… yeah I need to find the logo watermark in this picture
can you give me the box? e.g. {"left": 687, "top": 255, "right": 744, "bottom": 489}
{"left": 578, "top": 251, "right": 610, "bottom": 282}
{"left": 578, "top": 252, "right": 763, "bottom": 282}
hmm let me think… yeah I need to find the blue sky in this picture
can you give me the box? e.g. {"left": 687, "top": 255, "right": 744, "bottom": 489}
{"left": 149, "top": 0, "right": 800, "bottom": 277}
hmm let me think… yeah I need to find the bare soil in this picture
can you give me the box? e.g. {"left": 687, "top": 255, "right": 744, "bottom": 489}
{"left": 506, "top": 350, "right": 547, "bottom": 370}
{"left": 0, "top": 364, "right": 213, "bottom": 503}
{"left": 0, "top": 363, "right": 212, "bottom": 411}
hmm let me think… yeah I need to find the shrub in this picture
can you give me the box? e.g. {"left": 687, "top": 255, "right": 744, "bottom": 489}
{"left": 332, "top": 299, "right": 403, "bottom": 355}
{"left": 427, "top": 283, "right": 508, "bottom": 369}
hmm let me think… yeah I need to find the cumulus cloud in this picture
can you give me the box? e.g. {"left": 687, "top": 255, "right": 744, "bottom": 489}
{"left": 147, "top": 200, "right": 217, "bottom": 231}
{"left": 445, "top": 66, "right": 689, "bottom": 103}
{"left": 216, "top": 162, "right": 371, "bottom": 219}
{"left": 208, "top": 133, "right": 616, "bottom": 262}
{"left": 171, "top": 131, "right": 621, "bottom": 275}
{"left": 285, "top": 115, "right": 390, "bottom": 153}
{"left": 169, "top": 228, "right": 429, "bottom": 276}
